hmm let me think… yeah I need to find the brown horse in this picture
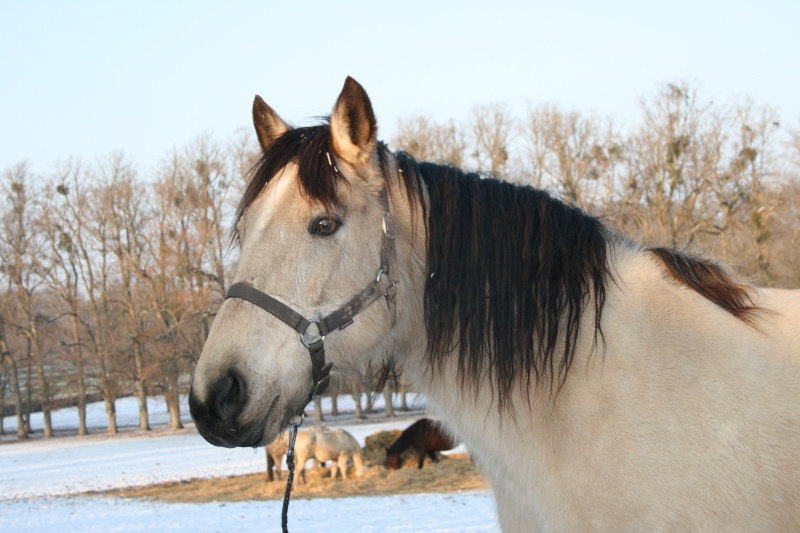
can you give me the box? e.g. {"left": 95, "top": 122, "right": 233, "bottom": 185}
{"left": 386, "top": 418, "right": 456, "bottom": 470}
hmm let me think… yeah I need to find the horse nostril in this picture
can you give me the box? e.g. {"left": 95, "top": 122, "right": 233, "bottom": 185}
{"left": 213, "top": 372, "right": 245, "bottom": 422}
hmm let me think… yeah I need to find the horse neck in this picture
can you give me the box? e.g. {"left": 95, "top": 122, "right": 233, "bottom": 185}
{"left": 386, "top": 152, "right": 607, "bottom": 448}
{"left": 388, "top": 432, "right": 413, "bottom": 454}
{"left": 381, "top": 152, "right": 430, "bottom": 355}
{"left": 398, "top": 153, "right": 613, "bottom": 398}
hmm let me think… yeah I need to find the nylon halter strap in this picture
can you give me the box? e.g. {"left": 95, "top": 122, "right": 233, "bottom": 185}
{"left": 224, "top": 185, "right": 398, "bottom": 403}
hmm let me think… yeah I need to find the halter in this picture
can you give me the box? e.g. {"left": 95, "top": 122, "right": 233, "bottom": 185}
{"left": 224, "top": 185, "right": 398, "bottom": 402}
{"left": 224, "top": 183, "right": 399, "bottom": 533}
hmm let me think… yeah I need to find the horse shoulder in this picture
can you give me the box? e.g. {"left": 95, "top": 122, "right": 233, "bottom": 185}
{"left": 522, "top": 252, "right": 800, "bottom": 527}
{"left": 294, "top": 431, "right": 315, "bottom": 458}
{"left": 336, "top": 429, "right": 362, "bottom": 454}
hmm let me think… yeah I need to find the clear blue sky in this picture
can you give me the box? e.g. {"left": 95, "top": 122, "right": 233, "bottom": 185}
{"left": 2, "top": 0, "right": 798, "bottom": 174}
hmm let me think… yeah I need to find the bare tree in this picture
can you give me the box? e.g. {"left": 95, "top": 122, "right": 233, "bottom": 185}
{"left": 731, "top": 99, "right": 781, "bottom": 277}
{"left": 0, "top": 164, "right": 54, "bottom": 437}
{"left": 40, "top": 162, "right": 90, "bottom": 435}
{"left": 145, "top": 154, "right": 192, "bottom": 430}
{"left": 623, "top": 83, "right": 724, "bottom": 245}
{"left": 229, "top": 127, "right": 261, "bottom": 183}
{"left": 392, "top": 116, "right": 468, "bottom": 166}
{"left": 469, "top": 104, "right": 515, "bottom": 173}
{"left": 521, "top": 103, "right": 623, "bottom": 207}
{"left": 98, "top": 154, "right": 153, "bottom": 431}
{"left": 58, "top": 166, "right": 122, "bottom": 434}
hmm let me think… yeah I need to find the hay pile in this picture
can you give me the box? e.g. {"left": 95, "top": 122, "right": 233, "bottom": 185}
{"left": 362, "top": 429, "right": 418, "bottom": 467}
{"left": 363, "top": 428, "right": 453, "bottom": 469}
{"left": 100, "top": 428, "right": 487, "bottom": 503}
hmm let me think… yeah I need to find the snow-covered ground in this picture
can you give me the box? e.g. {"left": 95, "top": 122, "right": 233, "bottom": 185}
{"left": 1, "top": 395, "right": 499, "bottom": 532}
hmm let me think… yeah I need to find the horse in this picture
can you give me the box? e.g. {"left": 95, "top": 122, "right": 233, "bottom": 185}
{"left": 293, "top": 428, "right": 364, "bottom": 483}
{"left": 189, "top": 77, "right": 800, "bottom": 531}
{"left": 386, "top": 418, "right": 457, "bottom": 470}
{"left": 266, "top": 426, "right": 329, "bottom": 481}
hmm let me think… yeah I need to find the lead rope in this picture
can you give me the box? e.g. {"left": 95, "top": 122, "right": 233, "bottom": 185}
{"left": 281, "top": 413, "right": 304, "bottom": 533}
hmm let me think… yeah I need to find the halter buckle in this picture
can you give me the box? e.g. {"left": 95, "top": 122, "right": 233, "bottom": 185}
{"left": 300, "top": 319, "right": 324, "bottom": 348}
{"left": 381, "top": 212, "right": 396, "bottom": 239}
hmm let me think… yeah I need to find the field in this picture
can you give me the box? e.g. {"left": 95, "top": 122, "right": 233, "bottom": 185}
{"left": 0, "top": 394, "right": 500, "bottom": 532}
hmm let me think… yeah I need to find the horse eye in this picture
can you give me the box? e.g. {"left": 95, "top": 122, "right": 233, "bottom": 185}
{"left": 310, "top": 216, "right": 341, "bottom": 236}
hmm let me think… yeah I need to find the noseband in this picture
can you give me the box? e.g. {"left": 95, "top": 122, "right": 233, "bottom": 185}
{"left": 224, "top": 186, "right": 398, "bottom": 403}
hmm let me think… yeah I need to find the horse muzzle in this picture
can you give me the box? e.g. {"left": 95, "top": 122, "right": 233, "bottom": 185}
{"left": 188, "top": 370, "right": 278, "bottom": 448}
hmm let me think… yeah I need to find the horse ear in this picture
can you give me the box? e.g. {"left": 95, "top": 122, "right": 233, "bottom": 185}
{"left": 330, "top": 76, "right": 378, "bottom": 168}
{"left": 253, "top": 95, "right": 290, "bottom": 153}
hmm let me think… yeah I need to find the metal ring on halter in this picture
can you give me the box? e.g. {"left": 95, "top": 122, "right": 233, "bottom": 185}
{"left": 289, "top": 412, "right": 305, "bottom": 430}
{"left": 300, "top": 319, "right": 324, "bottom": 348}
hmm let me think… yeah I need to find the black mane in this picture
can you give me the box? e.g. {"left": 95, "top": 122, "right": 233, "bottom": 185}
{"left": 395, "top": 153, "right": 610, "bottom": 405}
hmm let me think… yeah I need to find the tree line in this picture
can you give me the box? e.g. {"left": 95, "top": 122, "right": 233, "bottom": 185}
{"left": 2, "top": 81, "right": 798, "bottom": 440}
{"left": 395, "top": 82, "right": 799, "bottom": 285}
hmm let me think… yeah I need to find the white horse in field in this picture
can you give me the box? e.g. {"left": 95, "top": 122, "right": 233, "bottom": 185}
{"left": 189, "top": 77, "right": 800, "bottom": 531}
{"left": 266, "top": 426, "right": 329, "bottom": 481}
{"left": 293, "top": 428, "right": 364, "bottom": 483}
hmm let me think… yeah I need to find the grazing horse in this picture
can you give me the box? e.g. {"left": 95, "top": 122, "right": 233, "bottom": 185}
{"left": 266, "top": 426, "right": 329, "bottom": 481}
{"left": 386, "top": 418, "right": 457, "bottom": 470}
{"left": 189, "top": 77, "right": 800, "bottom": 531}
{"left": 293, "top": 428, "right": 364, "bottom": 483}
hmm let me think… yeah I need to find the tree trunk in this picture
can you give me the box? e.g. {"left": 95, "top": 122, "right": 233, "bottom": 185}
{"left": 313, "top": 395, "right": 324, "bottom": 422}
{"left": 135, "top": 350, "right": 151, "bottom": 431}
{"left": 24, "top": 345, "right": 32, "bottom": 434}
{"left": 352, "top": 385, "right": 363, "bottom": 419}
{"left": 166, "top": 374, "right": 183, "bottom": 430}
{"left": 363, "top": 376, "right": 375, "bottom": 414}
{"left": 101, "top": 369, "right": 117, "bottom": 434}
{"left": 383, "top": 380, "right": 395, "bottom": 418}
{"left": 31, "top": 328, "right": 53, "bottom": 438}
{"left": 399, "top": 382, "right": 409, "bottom": 411}
{"left": 330, "top": 381, "right": 338, "bottom": 416}
{"left": 104, "top": 396, "right": 117, "bottom": 434}
{"left": 1, "top": 337, "right": 26, "bottom": 438}
{"left": 69, "top": 314, "right": 88, "bottom": 436}
{"left": 127, "top": 298, "right": 149, "bottom": 430}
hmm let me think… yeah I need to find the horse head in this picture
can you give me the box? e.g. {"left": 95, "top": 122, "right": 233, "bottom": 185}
{"left": 385, "top": 447, "right": 403, "bottom": 470}
{"left": 189, "top": 77, "right": 423, "bottom": 448}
